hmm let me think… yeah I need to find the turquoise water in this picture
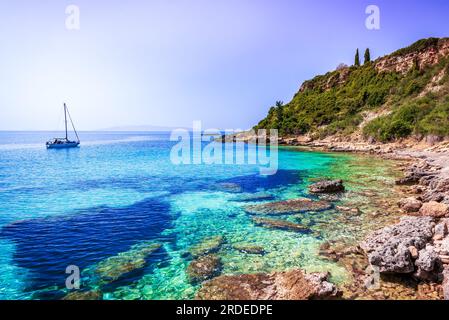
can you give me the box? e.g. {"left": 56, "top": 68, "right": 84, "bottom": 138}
{"left": 0, "top": 132, "right": 402, "bottom": 300}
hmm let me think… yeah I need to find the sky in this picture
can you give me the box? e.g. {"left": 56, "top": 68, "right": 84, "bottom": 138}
{"left": 0, "top": 0, "right": 448, "bottom": 131}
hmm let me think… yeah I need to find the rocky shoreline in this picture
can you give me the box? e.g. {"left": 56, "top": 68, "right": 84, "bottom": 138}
{"left": 215, "top": 133, "right": 449, "bottom": 300}
{"left": 290, "top": 137, "right": 449, "bottom": 300}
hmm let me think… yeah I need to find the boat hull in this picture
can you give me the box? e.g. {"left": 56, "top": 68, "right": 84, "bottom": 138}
{"left": 46, "top": 142, "right": 80, "bottom": 149}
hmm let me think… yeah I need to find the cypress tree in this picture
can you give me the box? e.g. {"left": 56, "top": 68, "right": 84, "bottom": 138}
{"left": 364, "top": 48, "right": 371, "bottom": 64}
{"left": 355, "top": 49, "right": 360, "bottom": 67}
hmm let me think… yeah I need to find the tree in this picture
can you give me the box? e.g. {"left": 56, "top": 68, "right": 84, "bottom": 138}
{"left": 364, "top": 48, "right": 371, "bottom": 64}
{"left": 354, "top": 49, "right": 360, "bottom": 67}
{"left": 275, "top": 101, "right": 284, "bottom": 128}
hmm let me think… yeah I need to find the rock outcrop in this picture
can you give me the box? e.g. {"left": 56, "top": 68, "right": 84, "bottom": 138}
{"left": 252, "top": 217, "right": 310, "bottom": 233}
{"left": 398, "top": 197, "right": 423, "bottom": 213}
{"left": 245, "top": 198, "right": 332, "bottom": 215}
{"left": 419, "top": 201, "right": 449, "bottom": 218}
{"left": 95, "top": 242, "right": 161, "bottom": 283}
{"left": 62, "top": 290, "right": 102, "bottom": 300}
{"left": 187, "top": 236, "right": 225, "bottom": 258}
{"left": 187, "top": 254, "right": 222, "bottom": 284}
{"left": 375, "top": 38, "right": 449, "bottom": 74}
{"left": 196, "top": 269, "right": 341, "bottom": 300}
{"left": 232, "top": 244, "right": 265, "bottom": 255}
{"left": 309, "top": 179, "right": 345, "bottom": 194}
{"left": 361, "top": 216, "right": 435, "bottom": 273}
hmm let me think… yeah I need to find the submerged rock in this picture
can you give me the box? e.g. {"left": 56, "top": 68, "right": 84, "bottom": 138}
{"left": 187, "top": 236, "right": 225, "bottom": 258}
{"left": 309, "top": 179, "right": 345, "bottom": 194}
{"left": 230, "top": 192, "right": 275, "bottom": 202}
{"left": 62, "top": 290, "right": 102, "bottom": 300}
{"left": 187, "top": 254, "right": 222, "bottom": 284}
{"left": 419, "top": 201, "right": 449, "bottom": 218}
{"left": 232, "top": 244, "right": 265, "bottom": 255}
{"left": 196, "top": 269, "right": 341, "bottom": 300}
{"left": 398, "top": 197, "right": 423, "bottom": 213}
{"left": 252, "top": 217, "right": 310, "bottom": 233}
{"left": 245, "top": 198, "right": 332, "bottom": 215}
{"left": 95, "top": 242, "right": 161, "bottom": 282}
{"left": 361, "top": 216, "right": 435, "bottom": 273}
{"left": 216, "top": 183, "right": 242, "bottom": 193}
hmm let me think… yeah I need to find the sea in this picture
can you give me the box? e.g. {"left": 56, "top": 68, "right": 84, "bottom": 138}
{"left": 0, "top": 131, "right": 402, "bottom": 299}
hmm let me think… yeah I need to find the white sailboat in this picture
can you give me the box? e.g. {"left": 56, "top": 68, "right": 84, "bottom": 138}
{"left": 46, "top": 103, "right": 80, "bottom": 149}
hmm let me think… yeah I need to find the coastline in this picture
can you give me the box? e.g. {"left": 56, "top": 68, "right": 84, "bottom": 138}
{"left": 218, "top": 132, "right": 449, "bottom": 299}
{"left": 288, "top": 137, "right": 449, "bottom": 300}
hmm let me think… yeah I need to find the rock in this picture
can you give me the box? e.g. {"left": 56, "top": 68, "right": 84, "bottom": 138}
{"left": 440, "top": 238, "right": 449, "bottom": 255}
{"left": 188, "top": 236, "right": 225, "bottom": 258}
{"left": 396, "top": 171, "right": 428, "bottom": 185}
{"left": 409, "top": 246, "right": 419, "bottom": 259}
{"left": 196, "top": 269, "right": 340, "bottom": 300}
{"left": 252, "top": 217, "right": 310, "bottom": 233}
{"left": 430, "top": 177, "right": 449, "bottom": 193}
{"left": 62, "top": 290, "right": 102, "bottom": 300}
{"left": 415, "top": 247, "right": 439, "bottom": 272}
{"left": 442, "top": 267, "right": 449, "bottom": 300}
{"left": 398, "top": 197, "right": 423, "bottom": 213}
{"left": 245, "top": 198, "right": 332, "bottom": 215}
{"left": 336, "top": 206, "right": 361, "bottom": 215}
{"left": 419, "top": 201, "right": 449, "bottom": 218}
{"left": 216, "top": 182, "right": 242, "bottom": 193}
{"left": 230, "top": 193, "right": 275, "bottom": 202}
{"left": 95, "top": 242, "right": 161, "bottom": 282}
{"left": 434, "top": 221, "right": 448, "bottom": 238}
{"left": 232, "top": 244, "right": 265, "bottom": 255}
{"left": 360, "top": 216, "right": 435, "bottom": 273}
{"left": 308, "top": 179, "right": 345, "bottom": 194}
{"left": 422, "top": 192, "right": 445, "bottom": 203}
{"left": 186, "top": 254, "right": 222, "bottom": 284}
{"left": 320, "top": 242, "right": 331, "bottom": 251}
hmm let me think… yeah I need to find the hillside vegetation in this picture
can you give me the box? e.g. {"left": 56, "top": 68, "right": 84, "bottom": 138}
{"left": 255, "top": 38, "right": 449, "bottom": 142}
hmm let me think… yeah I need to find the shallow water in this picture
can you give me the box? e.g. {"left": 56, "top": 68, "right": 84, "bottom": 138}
{"left": 0, "top": 132, "right": 403, "bottom": 300}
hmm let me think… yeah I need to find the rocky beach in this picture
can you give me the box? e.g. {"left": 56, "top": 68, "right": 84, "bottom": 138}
{"left": 204, "top": 132, "right": 449, "bottom": 300}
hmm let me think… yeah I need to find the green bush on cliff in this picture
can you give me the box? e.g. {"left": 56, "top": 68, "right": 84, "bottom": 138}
{"left": 254, "top": 38, "right": 449, "bottom": 140}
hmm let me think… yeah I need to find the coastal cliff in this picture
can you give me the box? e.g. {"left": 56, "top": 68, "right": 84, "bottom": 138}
{"left": 254, "top": 37, "right": 449, "bottom": 144}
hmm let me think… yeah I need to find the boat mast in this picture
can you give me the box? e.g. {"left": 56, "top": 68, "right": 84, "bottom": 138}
{"left": 64, "top": 103, "right": 68, "bottom": 140}
{"left": 66, "top": 104, "right": 80, "bottom": 143}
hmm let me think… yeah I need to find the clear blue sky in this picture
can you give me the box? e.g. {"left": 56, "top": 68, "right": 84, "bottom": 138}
{"left": 0, "top": 0, "right": 448, "bottom": 130}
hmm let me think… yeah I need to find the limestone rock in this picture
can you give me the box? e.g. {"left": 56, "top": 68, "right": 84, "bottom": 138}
{"left": 245, "top": 198, "right": 332, "bottom": 215}
{"left": 196, "top": 269, "right": 340, "bottom": 300}
{"left": 232, "top": 244, "right": 265, "bottom": 255}
{"left": 308, "top": 179, "right": 345, "bottom": 194}
{"left": 398, "top": 197, "right": 423, "bottom": 213}
{"left": 187, "top": 236, "right": 225, "bottom": 258}
{"left": 62, "top": 290, "right": 102, "bottom": 300}
{"left": 252, "top": 217, "right": 310, "bottom": 233}
{"left": 187, "top": 254, "right": 222, "bottom": 284}
{"left": 360, "top": 216, "right": 435, "bottom": 273}
{"left": 419, "top": 201, "right": 449, "bottom": 218}
{"left": 415, "top": 247, "right": 439, "bottom": 272}
{"left": 95, "top": 242, "right": 161, "bottom": 283}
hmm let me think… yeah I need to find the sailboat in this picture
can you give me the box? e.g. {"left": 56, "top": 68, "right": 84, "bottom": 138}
{"left": 46, "top": 103, "right": 80, "bottom": 149}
